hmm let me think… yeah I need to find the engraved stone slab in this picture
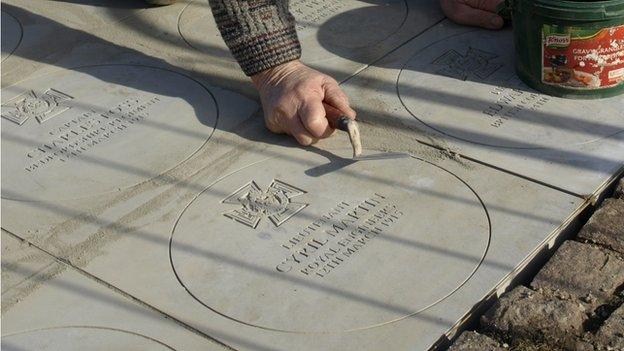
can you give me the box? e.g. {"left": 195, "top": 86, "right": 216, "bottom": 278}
{"left": 397, "top": 31, "right": 623, "bottom": 149}
{"left": 64, "top": 144, "right": 584, "bottom": 351}
{"left": 342, "top": 25, "right": 624, "bottom": 195}
{"left": 0, "top": 238, "right": 227, "bottom": 351}
{"left": 1, "top": 11, "right": 22, "bottom": 62}
{"left": 177, "top": 0, "right": 443, "bottom": 79}
{"left": 171, "top": 151, "right": 490, "bottom": 332}
{"left": 1, "top": 64, "right": 217, "bottom": 202}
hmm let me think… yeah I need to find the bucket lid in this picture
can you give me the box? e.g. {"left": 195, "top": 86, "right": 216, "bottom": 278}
{"left": 516, "top": 0, "right": 624, "bottom": 21}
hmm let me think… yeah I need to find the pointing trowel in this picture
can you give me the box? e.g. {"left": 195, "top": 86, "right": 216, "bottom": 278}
{"left": 332, "top": 115, "right": 362, "bottom": 159}
{"left": 331, "top": 115, "right": 409, "bottom": 161}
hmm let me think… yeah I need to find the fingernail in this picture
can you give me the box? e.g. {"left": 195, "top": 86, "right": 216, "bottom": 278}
{"left": 491, "top": 16, "right": 503, "bottom": 28}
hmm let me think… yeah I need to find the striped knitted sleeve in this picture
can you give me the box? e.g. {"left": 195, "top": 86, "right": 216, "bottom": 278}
{"left": 208, "top": 0, "right": 302, "bottom": 76}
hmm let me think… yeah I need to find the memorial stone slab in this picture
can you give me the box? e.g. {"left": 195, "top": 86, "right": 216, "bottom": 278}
{"left": 59, "top": 144, "right": 585, "bottom": 351}
{"left": 177, "top": 0, "right": 444, "bottom": 81}
{"left": 341, "top": 23, "right": 624, "bottom": 196}
{"left": 1, "top": 64, "right": 218, "bottom": 202}
{"left": 1, "top": 11, "right": 22, "bottom": 62}
{"left": 1, "top": 244, "right": 228, "bottom": 351}
{"left": 0, "top": 62, "right": 259, "bottom": 266}
{"left": 171, "top": 150, "right": 490, "bottom": 333}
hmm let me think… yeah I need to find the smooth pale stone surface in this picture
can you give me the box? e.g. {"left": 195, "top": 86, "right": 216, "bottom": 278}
{"left": 70, "top": 144, "right": 585, "bottom": 351}
{"left": 1, "top": 11, "right": 22, "bottom": 62}
{"left": 1, "top": 64, "right": 217, "bottom": 202}
{"left": 1, "top": 229, "right": 61, "bottom": 312}
{"left": 0, "top": 2, "right": 136, "bottom": 86}
{"left": 177, "top": 0, "right": 443, "bottom": 80}
{"left": 179, "top": 0, "right": 406, "bottom": 63}
{"left": 0, "top": 257, "right": 228, "bottom": 351}
{"left": 2, "top": 0, "right": 146, "bottom": 29}
{"left": 398, "top": 31, "right": 622, "bottom": 149}
{"left": 342, "top": 24, "right": 624, "bottom": 196}
{"left": 171, "top": 151, "right": 489, "bottom": 332}
{"left": 3, "top": 328, "right": 175, "bottom": 351}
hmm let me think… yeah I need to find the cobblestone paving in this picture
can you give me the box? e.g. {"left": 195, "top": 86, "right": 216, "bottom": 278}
{"left": 449, "top": 177, "right": 624, "bottom": 351}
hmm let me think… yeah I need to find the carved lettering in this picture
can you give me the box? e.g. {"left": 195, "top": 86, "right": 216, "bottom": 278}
{"left": 291, "top": 0, "right": 347, "bottom": 31}
{"left": 483, "top": 79, "right": 553, "bottom": 128}
{"left": 24, "top": 96, "right": 161, "bottom": 172}
{"left": 274, "top": 193, "right": 403, "bottom": 278}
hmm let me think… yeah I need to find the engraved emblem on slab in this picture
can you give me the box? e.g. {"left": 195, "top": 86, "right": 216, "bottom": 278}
{"left": 222, "top": 180, "right": 308, "bottom": 229}
{"left": 432, "top": 47, "right": 503, "bottom": 80}
{"left": 1, "top": 89, "right": 73, "bottom": 125}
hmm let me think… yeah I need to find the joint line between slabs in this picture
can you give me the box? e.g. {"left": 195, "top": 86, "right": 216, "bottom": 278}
{"left": 408, "top": 138, "right": 590, "bottom": 199}
{"left": 1, "top": 228, "right": 239, "bottom": 351}
{"left": 334, "top": 15, "right": 619, "bottom": 201}
{"left": 338, "top": 17, "right": 447, "bottom": 85}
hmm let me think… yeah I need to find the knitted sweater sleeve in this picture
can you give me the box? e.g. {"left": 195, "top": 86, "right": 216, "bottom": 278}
{"left": 208, "top": 0, "right": 302, "bottom": 76}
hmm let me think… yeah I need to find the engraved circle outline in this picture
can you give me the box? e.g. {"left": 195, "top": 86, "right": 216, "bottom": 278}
{"left": 396, "top": 29, "right": 624, "bottom": 150}
{"left": 0, "top": 63, "right": 220, "bottom": 202}
{"left": 314, "top": 0, "right": 410, "bottom": 57}
{"left": 1, "top": 10, "right": 24, "bottom": 62}
{"left": 1, "top": 326, "right": 177, "bottom": 350}
{"left": 176, "top": 0, "right": 410, "bottom": 62}
{"left": 11, "top": 3, "right": 148, "bottom": 30}
{"left": 169, "top": 149, "right": 491, "bottom": 334}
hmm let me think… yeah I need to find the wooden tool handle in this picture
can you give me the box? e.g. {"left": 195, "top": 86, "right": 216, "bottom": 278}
{"left": 335, "top": 116, "right": 352, "bottom": 132}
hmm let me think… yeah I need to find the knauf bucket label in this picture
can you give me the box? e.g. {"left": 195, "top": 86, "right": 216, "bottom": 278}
{"left": 542, "top": 24, "right": 624, "bottom": 90}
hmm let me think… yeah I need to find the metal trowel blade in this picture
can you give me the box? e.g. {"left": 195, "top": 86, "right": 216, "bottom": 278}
{"left": 352, "top": 152, "right": 410, "bottom": 161}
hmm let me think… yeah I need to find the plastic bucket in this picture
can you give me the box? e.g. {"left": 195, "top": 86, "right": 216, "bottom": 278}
{"left": 508, "top": 0, "right": 624, "bottom": 99}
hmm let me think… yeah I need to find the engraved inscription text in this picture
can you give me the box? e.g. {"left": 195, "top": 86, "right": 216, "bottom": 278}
{"left": 291, "top": 0, "right": 347, "bottom": 31}
{"left": 24, "top": 96, "right": 161, "bottom": 172}
{"left": 275, "top": 193, "right": 404, "bottom": 278}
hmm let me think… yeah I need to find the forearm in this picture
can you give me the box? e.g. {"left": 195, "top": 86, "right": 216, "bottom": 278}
{"left": 208, "top": 0, "right": 302, "bottom": 76}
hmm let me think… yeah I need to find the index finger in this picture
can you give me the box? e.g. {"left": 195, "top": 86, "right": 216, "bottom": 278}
{"left": 465, "top": 0, "right": 504, "bottom": 13}
{"left": 322, "top": 81, "right": 357, "bottom": 120}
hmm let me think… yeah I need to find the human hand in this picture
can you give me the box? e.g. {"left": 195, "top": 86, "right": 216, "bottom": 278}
{"left": 251, "top": 60, "right": 356, "bottom": 146}
{"left": 440, "top": 0, "right": 505, "bottom": 30}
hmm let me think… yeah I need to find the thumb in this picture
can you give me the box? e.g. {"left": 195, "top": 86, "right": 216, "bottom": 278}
{"left": 299, "top": 100, "right": 334, "bottom": 139}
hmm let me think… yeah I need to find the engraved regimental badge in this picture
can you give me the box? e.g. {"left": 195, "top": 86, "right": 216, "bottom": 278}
{"left": 1, "top": 89, "right": 73, "bottom": 125}
{"left": 222, "top": 180, "right": 308, "bottom": 229}
{"left": 432, "top": 47, "right": 503, "bottom": 81}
